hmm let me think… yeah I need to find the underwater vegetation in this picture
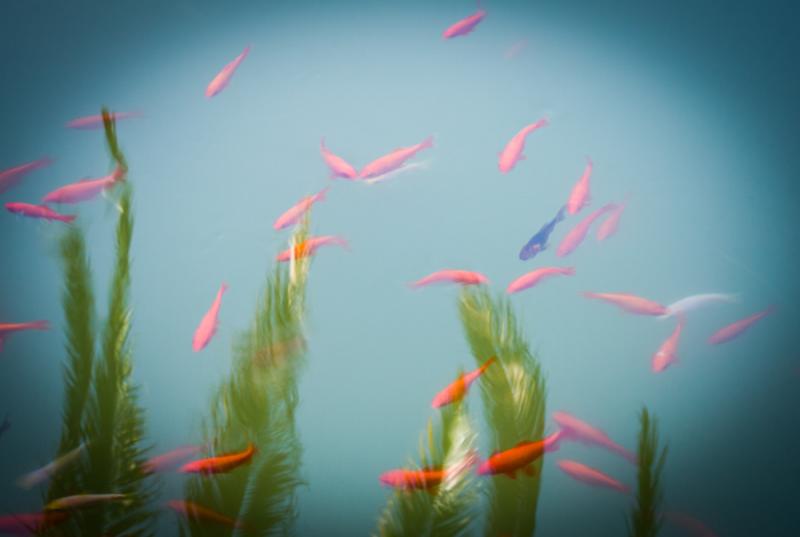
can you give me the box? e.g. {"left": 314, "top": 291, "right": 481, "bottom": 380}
{"left": 628, "top": 407, "right": 668, "bottom": 537}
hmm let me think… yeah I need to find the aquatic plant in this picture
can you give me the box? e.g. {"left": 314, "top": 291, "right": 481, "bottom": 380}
{"left": 627, "top": 406, "right": 668, "bottom": 537}
{"left": 458, "top": 287, "right": 547, "bottom": 537}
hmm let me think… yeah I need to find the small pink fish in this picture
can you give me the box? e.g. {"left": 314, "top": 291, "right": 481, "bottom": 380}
{"left": 273, "top": 188, "right": 328, "bottom": 230}
{"left": 410, "top": 270, "right": 488, "bottom": 288}
{"left": 142, "top": 445, "right": 205, "bottom": 474}
{"left": 498, "top": 119, "right": 549, "bottom": 173}
{"left": 507, "top": 266, "right": 574, "bottom": 295}
{"left": 5, "top": 202, "right": 75, "bottom": 223}
{"left": 276, "top": 236, "right": 349, "bottom": 262}
{"left": 596, "top": 200, "right": 626, "bottom": 241}
{"left": 66, "top": 112, "right": 141, "bottom": 130}
{"left": 652, "top": 316, "right": 685, "bottom": 373}
{"left": 552, "top": 411, "right": 636, "bottom": 463}
{"left": 205, "top": 45, "right": 250, "bottom": 99}
{"left": 0, "top": 321, "right": 49, "bottom": 352}
{"left": 555, "top": 203, "right": 617, "bottom": 257}
{"left": 359, "top": 136, "right": 433, "bottom": 180}
{"left": 557, "top": 460, "right": 629, "bottom": 493}
{"left": 583, "top": 292, "right": 668, "bottom": 316}
{"left": 320, "top": 138, "right": 358, "bottom": 179}
{"left": 708, "top": 306, "right": 774, "bottom": 345}
{"left": 192, "top": 284, "right": 227, "bottom": 352}
{"left": 663, "top": 511, "right": 718, "bottom": 537}
{"left": 42, "top": 167, "right": 125, "bottom": 204}
{"left": 566, "top": 157, "right": 592, "bottom": 215}
{"left": 442, "top": 6, "right": 487, "bottom": 39}
{"left": 0, "top": 158, "right": 52, "bottom": 195}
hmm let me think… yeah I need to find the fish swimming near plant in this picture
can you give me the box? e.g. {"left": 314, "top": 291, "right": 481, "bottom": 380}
{"left": 320, "top": 138, "right": 358, "bottom": 179}
{"left": 359, "top": 136, "right": 433, "bottom": 180}
{"left": 273, "top": 187, "right": 328, "bottom": 230}
{"left": 42, "top": 166, "right": 125, "bottom": 205}
{"left": 379, "top": 453, "right": 477, "bottom": 491}
{"left": 45, "top": 493, "right": 128, "bottom": 511}
{"left": 142, "top": 444, "right": 205, "bottom": 474}
{"left": 498, "top": 118, "right": 549, "bottom": 173}
{"left": 556, "top": 202, "right": 618, "bottom": 257}
{"left": 442, "top": 4, "right": 487, "bottom": 39}
{"left": 66, "top": 111, "right": 141, "bottom": 129}
{"left": 519, "top": 206, "right": 566, "bottom": 260}
{"left": 566, "top": 157, "right": 593, "bottom": 215}
{"left": 552, "top": 411, "right": 637, "bottom": 463}
{"left": 276, "top": 235, "right": 349, "bottom": 262}
{"left": 707, "top": 306, "right": 775, "bottom": 345}
{"left": 431, "top": 357, "right": 496, "bottom": 408}
{"left": 205, "top": 45, "right": 250, "bottom": 98}
{"left": 192, "top": 283, "right": 228, "bottom": 352}
{"left": 507, "top": 266, "right": 575, "bottom": 295}
{"left": 582, "top": 292, "right": 668, "bottom": 316}
{"left": 557, "top": 459, "right": 629, "bottom": 493}
{"left": 0, "top": 321, "right": 49, "bottom": 352}
{"left": 410, "top": 269, "right": 489, "bottom": 288}
{"left": 167, "top": 500, "right": 246, "bottom": 530}
{"left": 652, "top": 316, "right": 685, "bottom": 373}
{"left": 17, "top": 443, "right": 86, "bottom": 490}
{"left": 180, "top": 442, "right": 257, "bottom": 475}
{"left": 477, "top": 431, "right": 562, "bottom": 479}
{"left": 658, "top": 293, "right": 738, "bottom": 319}
{"left": 0, "top": 158, "right": 52, "bottom": 195}
{"left": 5, "top": 202, "right": 76, "bottom": 223}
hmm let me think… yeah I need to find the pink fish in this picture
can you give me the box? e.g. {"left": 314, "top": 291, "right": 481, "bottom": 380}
{"left": 596, "top": 200, "right": 626, "bottom": 241}
{"left": 0, "top": 158, "right": 52, "bottom": 195}
{"left": 359, "top": 136, "right": 433, "bottom": 180}
{"left": 504, "top": 39, "right": 527, "bottom": 60}
{"left": 708, "top": 306, "right": 774, "bottom": 345}
{"left": 320, "top": 138, "right": 358, "bottom": 179}
{"left": 410, "top": 269, "right": 488, "bottom": 288}
{"left": 5, "top": 202, "right": 75, "bottom": 223}
{"left": 566, "top": 157, "right": 592, "bottom": 215}
{"left": 273, "top": 188, "right": 328, "bottom": 230}
{"left": 205, "top": 45, "right": 250, "bottom": 99}
{"left": 557, "top": 460, "right": 629, "bottom": 493}
{"left": 276, "top": 235, "right": 349, "bottom": 262}
{"left": 555, "top": 203, "right": 618, "bottom": 257}
{"left": 192, "top": 284, "right": 227, "bottom": 352}
{"left": 442, "top": 6, "right": 487, "bottom": 39}
{"left": 498, "top": 119, "right": 549, "bottom": 173}
{"left": 652, "top": 316, "right": 685, "bottom": 373}
{"left": 552, "top": 411, "right": 637, "bottom": 463}
{"left": 506, "top": 266, "right": 574, "bottom": 295}
{"left": 663, "top": 512, "right": 718, "bottom": 537}
{"left": 583, "top": 292, "right": 667, "bottom": 316}
{"left": 66, "top": 112, "right": 141, "bottom": 130}
{"left": 0, "top": 321, "right": 49, "bottom": 352}
{"left": 42, "top": 167, "right": 125, "bottom": 204}
{"left": 142, "top": 445, "right": 205, "bottom": 474}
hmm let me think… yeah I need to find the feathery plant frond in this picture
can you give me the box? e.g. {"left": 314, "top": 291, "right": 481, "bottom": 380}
{"left": 627, "top": 407, "right": 668, "bottom": 537}
{"left": 458, "top": 287, "right": 547, "bottom": 537}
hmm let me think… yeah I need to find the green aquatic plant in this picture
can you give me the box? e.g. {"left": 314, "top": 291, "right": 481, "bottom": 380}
{"left": 627, "top": 406, "right": 668, "bottom": 537}
{"left": 458, "top": 287, "right": 547, "bottom": 537}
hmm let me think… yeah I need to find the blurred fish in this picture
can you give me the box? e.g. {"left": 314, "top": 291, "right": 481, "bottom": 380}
{"left": 442, "top": 4, "right": 487, "bottom": 39}
{"left": 410, "top": 269, "right": 489, "bottom": 288}
{"left": 663, "top": 511, "right": 718, "bottom": 537}
{"left": 0, "top": 511, "right": 69, "bottom": 535}
{"left": 5, "top": 202, "right": 75, "bottom": 223}
{"left": 504, "top": 39, "right": 527, "bottom": 60}
{"left": 142, "top": 444, "right": 204, "bottom": 474}
{"left": 363, "top": 161, "right": 428, "bottom": 185}
{"left": 379, "top": 454, "right": 476, "bottom": 491}
{"left": 0, "top": 158, "right": 52, "bottom": 195}
{"left": 167, "top": 500, "right": 245, "bottom": 530}
{"left": 0, "top": 414, "right": 9, "bottom": 440}
{"left": 273, "top": 187, "right": 328, "bottom": 230}
{"left": 708, "top": 306, "right": 775, "bottom": 345}
{"left": 566, "top": 157, "right": 592, "bottom": 215}
{"left": 556, "top": 202, "right": 618, "bottom": 257}
{"left": 552, "top": 411, "right": 637, "bottom": 463}
{"left": 276, "top": 235, "right": 349, "bottom": 262}
{"left": 192, "top": 283, "right": 227, "bottom": 352}
{"left": 498, "top": 118, "right": 549, "bottom": 173}
{"left": 180, "top": 442, "right": 256, "bottom": 475}
{"left": 46, "top": 493, "right": 128, "bottom": 511}
{"left": 659, "top": 293, "right": 738, "bottom": 319}
{"left": 518, "top": 206, "right": 566, "bottom": 260}
{"left": 320, "top": 138, "right": 358, "bottom": 179}
{"left": 432, "top": 357, "right": 496, "bottom": 408}
{"left": 42, "top": 167, "right": 125, "bottom": 204}
{"left": 557, "top": 460, "right": 629, "bottom": 493}
{"left": 17, "top": 443, "right": 86, "bottom": 490}
{"left": 596, "top": 199, "right": 626, "bottom": 241}
{"left": 582, "top": 292, "right": 667, "bottom": 316}
{"left": 507, "top": 266, "right": 574, "bottom": 295}
{"left": 359, "top": 136, "right": 433, "bottom": 179}
{"left": 205, "top": 45, "right": 250, "bottom": 98}
{"left": 652, "top": 316, "right": 685, "bottom": 373}
{"left": 0, "top": 320, "right": 49, "bottom": 352}
{"left": 477, "top": 431, "right": 562, "bottom": 478}
{"left": 66, "top": 112, "right": 141, "bottom": 130}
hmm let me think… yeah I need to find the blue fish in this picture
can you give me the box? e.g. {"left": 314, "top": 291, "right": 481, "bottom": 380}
{"left": 519, "top": 206, "right": 566, "bottom": 260}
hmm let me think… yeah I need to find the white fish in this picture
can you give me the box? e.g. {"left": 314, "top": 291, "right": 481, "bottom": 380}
{"left": 659, "top": 293, "right": 738, "bottom": 319}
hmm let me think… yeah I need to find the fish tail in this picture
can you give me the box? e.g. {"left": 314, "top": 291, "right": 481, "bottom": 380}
{"left": 555, "top": 205, "right": 567, "bottom": 222}
{"left": 59, "top": 214, "right": 77, "bottom": 223}
{"left": 31, "top": 320, "right": 50, "bottom": 331}
{"left": 219, "top": 283, "right": 229, "bottom": 295}
{"left": 316, "top": 186, "right": 331, "bottom": 201}
{"left": 764, "top": 304, "right": 778, "bottom": 316}
{"left": 420, "top": 135, "right": 434, "bottom": 150}
{"left": 481, "top": 356, "right": 498, "bottom": 372}
{"left": 582, "top": 291, "right": 598, "bottom": 300}
{"left": 562, "top": 266, "right": 576, "bottom": 276}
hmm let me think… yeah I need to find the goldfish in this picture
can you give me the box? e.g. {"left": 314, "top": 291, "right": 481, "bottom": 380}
{"left": 596, "top": 200, "right": 626, "bottom": 241}
{"left": 442, "top": 5, "right": 487, "bottom": 39}
{"left": 432, "top": 357, "right": 496, "bottom": 408}
{"left": 662, "top": 512, "right": 718, "bottom": 537}
{"left": 46, "top": 493, "right": 128, "bottom": 511}
{"left": 0, "top": 320, "right": 49, "bottom": 351}
{"left": 320, "top": 138, "right": 358, "bottom": 179}
{"left": 498, "top": 119, "right": 549, "bottom": 173}
{"left": 192, "top": 283, "right": 227, "bottom": 352}
{"left": 582, "top": 292, "right": 668, "bottom": 316}
{"left": 42, "top": 166, "right": 125, "bottom": 204}
{"left": 410, "top": 270, "right": 488, "bottom": 288}
{"left": 274, "top": 188, "right": 328, "bottom": 230}
{"left": 552, "top": 411, "right": 636, "bottom": 463}
{"left": 5, "top": 202, "right": 75, "bottom": 223}
{"left": 556, "top": 202, "right": 618, "bottom": 257}
{"left": 205, "top": 45, "right": 250, "bottom": 98}
{"left": 359, "top": 136, "right": 433, "bottom": 180}
{"left": 0, "top": 158, "right": 52, "bottom": 195}
{"left": 477, "top": 431, "right": 562, "bottom": 478}
{"left": 379, "top": 454, "right": 476, "bottom": 491}
{"left": 557, "top": 460, "right": 629, "bottom": 493}
{"left": 659, "top": 293, "right": 737, "bottom": 319}
{"left": 167, "top": 500, "right": 245, "bottom": 530}
{"left": 276, "top": 235, "right": 349, "bottom": 262}
{"left": 652, "top": 316, "right": 685, "bottom": 373}
{"left": 519, "top": 206, "right": 566, "bottom": 260}
{"left": 142, "top": 445, "right": 205, "bottom": 474}
{"left": 66, "top": 112, "right": 141, "bottom": 129}
{"left": 708, "top": 306, "right": 775, "bottom": 345}
{"left": 507, "top": 266, "right": 575, "bottom": 295}
{"left": 0, "top": 511, "right": 69, "bottom": 535}
{"left": 566, "top": 157, "right": 592, "bottom": 215}
{"left": 17, "top": 443, "right": 86, "bottom": 490}
{"left": 180, "top": 442, "right": 256, "bottom": 475}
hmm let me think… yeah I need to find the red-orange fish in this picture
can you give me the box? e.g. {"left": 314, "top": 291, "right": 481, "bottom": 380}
{"left": 180, "top": 443, "right": 256, "bottom": 475}
{"left": 276, "top": 235, "right": 348, "bottom": 262}
{"left": 477, "top": 431, "right": 561, "bottom": 478}
{"left": 432, "top": 357, "right": 496, "bottom": 408}
{"left": 0, "top": 320, "right": 49, "bottom": 352}
{"left": 379, "top": 454, "right": 477, "bottom": 491}
{"left": 167, "top": 500, "right": 245, "bottom": 530}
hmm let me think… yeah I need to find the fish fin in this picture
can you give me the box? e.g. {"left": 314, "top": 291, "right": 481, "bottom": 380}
{"left": 505, "top": 470, "right": 517, "bottom": 479}
{"left": 419, "top": 136, "right": 434, "bottom": 150}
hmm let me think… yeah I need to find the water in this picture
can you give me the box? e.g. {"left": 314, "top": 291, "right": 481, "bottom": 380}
{"left": 1, "top": 0, "right": 798, "bottom": 535}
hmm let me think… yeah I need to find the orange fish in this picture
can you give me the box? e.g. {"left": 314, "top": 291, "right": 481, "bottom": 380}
{"left": 167, "top": 500, "right": 245, "bottom": 530}
{"left": 431, "top": 357, "right": 496, "bottom": 408}
{"left": 379, "top": 454, "right": 477, "bottom": 491}
{"left": 180, "top": 443, "right": 256, "bottom": 475}
{"left": 477, "top": 431, "right": 561, "bottom": 478}
{"left": 275, "top": 235, "right": 348, "bottom": 262}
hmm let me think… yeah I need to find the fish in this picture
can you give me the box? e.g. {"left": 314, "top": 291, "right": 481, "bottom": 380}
{"left": 192, "top": 283, "right": 227, "bottom": 352}
{"left": 142, "top": 444, "right": 205, "bottom": 474}
{"left": 662, "top": 511, "right": 719, "bottom": 537}
{"left": 507, "top": 266, "right": 575, "bottom": 295}
{"left": 477, "top": 431, "right": 562, "bottom": 478}
{"left": 659, "top": 293, "right": 738, "bottom": 319}
{"left": 432, "top": 357, "right": 496, "bottom": 408}
{"left": 410, "top": 270, "right": 489, "bottom": 288}
{"left": 180, "top": 442, "right": 256, "bottom": 475}
{"left": 46, "top": 493, "right": 128, "bottom": 511}
{"left": 556, "top": 202, "right": 618, "bottom": 257}
{"left": 552, "top": 411, "right": 637, "bottom": 463}
{"left": 320, "top": 138, "right": 358, "bottom": 179}
{"left": 167, "top": 500, "right": 245, "bottom": 530}
{"left": 0, "top": 320, "right": 49, "bottom": 352}
{"left": 0, "top": 511, "right": 69, "bottom": 535}
{"left": 42, "top": 166, "right": 125, "bottom": 204}
{"left": 582, "top": 292, "right": 668, "bottom": 316}
{"left": 273, "top": 187, "right": 328, "bottom": 230}
{"left": 276, "top": 235, "right": 349, "bottom": 262}
{"left": 566, "top": 157, "right": 592, "bottom": 215}
{"left": 0, "top": 158, "right": 52, "bottom": 195}
{"left": 596, "top": 199, "right": 626, "bottom": 241}
{"left": 442, "top": 5, "right": 487, "bottom": 39}
{"left": 66, "top": 112, "right": 141, "bottom": 130}
{"left": 652, "top": 316, "right": 685, "bottom": 373}
{"left": 17, "top": 443, "right": 86, "bottom": 490}
{"left": 708, "top": 306, "right": 775, "bottom": 345}
{"left": 359, "top": 136, "right": 433, "bottom": 180}
{"left": 379, "top": 454, "right": 477, "bottom": 491}
{"left": 518, "top": 206, "right": 566, "bottom": 260}
{"left": 557, "top": 459, "right": 629, "bottom": 493}
{"left": 5, "top": 202, "right": 76, "bottom": 223}
{"left": 0, "top": 414, "right": 10, "bottom": 440}
{"left": 498, "top": 118, "right": 549, "bottom": 173}
{"left": 205, "top": 45, "right": 250, "bottom": 98}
